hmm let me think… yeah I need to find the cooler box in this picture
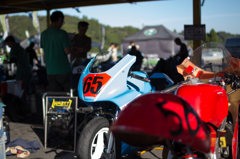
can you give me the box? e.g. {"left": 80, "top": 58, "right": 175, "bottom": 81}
{"left": 1, "top": 80, "right": 25, "bottom": 98}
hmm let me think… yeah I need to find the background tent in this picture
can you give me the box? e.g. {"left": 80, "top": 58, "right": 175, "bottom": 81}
{"left": 20, "top": 35, "right": 40, "bottom": 49}
{"left": 121, "top": 25, "right": 185, "bottom": 58}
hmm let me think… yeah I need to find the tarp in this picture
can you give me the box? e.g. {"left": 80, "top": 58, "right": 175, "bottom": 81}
{"left": 122, "top": 25, "right": 185, "bottom": 58}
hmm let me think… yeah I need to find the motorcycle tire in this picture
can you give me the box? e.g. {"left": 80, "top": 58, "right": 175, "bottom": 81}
{"left": 2, "top": 93, "right": 27, "bottom": 122}
{"left": 77, "top": 117, "right": 120, "bottom": 159}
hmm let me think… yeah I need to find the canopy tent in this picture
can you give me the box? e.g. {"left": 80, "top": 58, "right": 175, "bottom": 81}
{"left": 121, "top": 25, "right": 185, "bottom": 58}
{"left": 20, "top": 35, "right": 40, "bottom": 49}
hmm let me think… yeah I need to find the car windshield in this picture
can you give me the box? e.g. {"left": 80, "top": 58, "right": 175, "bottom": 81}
{"left": 191, "top": 42, "right": 231, "bottom": 72}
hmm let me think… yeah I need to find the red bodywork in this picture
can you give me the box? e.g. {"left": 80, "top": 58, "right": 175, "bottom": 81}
{"left": 176, "top": 84, "right": 229, "bottom": 128}
{"left": 111, "top": 83, "right": 230, "bottom": 154}
{"left": 111, "top": 93, "right": 211, "bottom": 153}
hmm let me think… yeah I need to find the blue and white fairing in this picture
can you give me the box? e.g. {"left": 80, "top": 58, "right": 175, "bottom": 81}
{"left": 78, "top": 54, "right": 151, "bottom": 109}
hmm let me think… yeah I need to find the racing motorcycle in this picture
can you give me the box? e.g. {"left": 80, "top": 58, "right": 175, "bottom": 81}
{"left": 111, "top": 42, "right": 240, "bottom": 159}
{"left": 76, "top": 52, "right": 173, "bottom": 159}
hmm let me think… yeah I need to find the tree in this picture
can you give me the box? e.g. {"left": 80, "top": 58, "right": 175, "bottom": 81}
{"left": 209, "top": 29, "right": 218, "bottom": 42}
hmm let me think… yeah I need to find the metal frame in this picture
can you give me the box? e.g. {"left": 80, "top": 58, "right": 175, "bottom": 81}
{"left": 44, "top": 95, "right": 77, "bottom": 152}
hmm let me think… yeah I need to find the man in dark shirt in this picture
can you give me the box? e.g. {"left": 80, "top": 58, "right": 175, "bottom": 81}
{"left": 174, "top": 38, "right": 189, "bottom": 64}
{"left": 5, "top": 35, "right": 32, "bottom": 94}
{"left": 128, "top": 45, "right": 143, "bottom": 71}
{"left": 26, "top": 42, "right": 39, "bottom": 67}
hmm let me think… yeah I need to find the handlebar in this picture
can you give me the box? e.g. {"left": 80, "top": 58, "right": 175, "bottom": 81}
{"left": 159, "top": 83, "right": 183, "bottom": 93}
{"left": 77, "top": 106, "right": 94, "bottom": 113}
{"left": 129, "top": 72, "right": 150, "bottom": 82}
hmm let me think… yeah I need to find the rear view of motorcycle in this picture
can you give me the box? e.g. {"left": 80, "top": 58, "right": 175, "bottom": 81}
{"left": 111, "top": 42, "right": 240, "bottom": 159}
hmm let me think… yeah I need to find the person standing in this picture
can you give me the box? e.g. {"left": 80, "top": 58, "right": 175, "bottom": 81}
{"left": 127, "top": 41, "right": 135, "bottom": 53}
{"left": 128, "top": 45, "right": 143, "bottom": 71}
{"left": 111, "top": 43, "right": 119, "bottom": 62}
{"left": 174, "top": 38, "right": 189, "bottom": 64}
{"left": 25, "top": 42, "right": 39, "bottom": 67}
{"left": 4, "top": 35, "right": 32, "bottom": 95}
{"left": 108, "top": 43, "right": 115, "bottom": 53}
{"left": 40, "top": 11, "right": 72, "bottom": 92}
{"left": 71, "top": 21, "right": 91, "bottom": 62}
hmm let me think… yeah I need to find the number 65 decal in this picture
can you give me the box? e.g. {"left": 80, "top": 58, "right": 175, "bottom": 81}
{"left": 83, "top": 73, "right": 111, "bottom": 97}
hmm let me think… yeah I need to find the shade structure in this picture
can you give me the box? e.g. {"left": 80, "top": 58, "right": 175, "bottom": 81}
{"left": 122, "top": 25, "right": 185, "bottom": 58}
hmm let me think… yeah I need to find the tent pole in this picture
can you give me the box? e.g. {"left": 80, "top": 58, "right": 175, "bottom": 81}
{"left": 192, "top": 0, "right": 201, "bottom": 66}
{"left": 40, "top": 9, "right": 50, "bottom": 66}
{"left": 171, "top": 40, "right": 175, "bottom": 56}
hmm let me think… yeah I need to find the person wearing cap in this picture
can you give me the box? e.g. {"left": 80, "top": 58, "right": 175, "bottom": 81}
{"left": 40, "top": 11, "right": 72, "bottom": 92}
{"left": 70, "top": 21, "right": 92, "bottom": 62}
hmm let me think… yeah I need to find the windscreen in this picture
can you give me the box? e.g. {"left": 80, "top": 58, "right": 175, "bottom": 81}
{"left": 191, "top": 42, "right": 231, "bottom": 72}
{"left": 89, "top": 52, "right": 117, "bottom": 73}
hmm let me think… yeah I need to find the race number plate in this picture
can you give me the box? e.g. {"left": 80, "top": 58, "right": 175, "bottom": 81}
{"left": 83, "top": 73, "right": 111, "bottom": 97}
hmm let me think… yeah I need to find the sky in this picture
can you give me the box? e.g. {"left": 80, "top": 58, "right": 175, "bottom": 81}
{"left": 10, "top": 0, "right": 240, "bottom": 34}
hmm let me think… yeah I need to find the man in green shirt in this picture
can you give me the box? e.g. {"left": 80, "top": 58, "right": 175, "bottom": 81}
{"left": 4, "top": 35, "right": 32, "bottom": 95}
{"left": 41, "top": 11, "right": 72, "bottom": 92}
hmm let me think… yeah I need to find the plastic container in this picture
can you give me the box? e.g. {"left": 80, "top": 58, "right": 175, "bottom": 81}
{"left": 0, "top": 134, "right": 6, "bottom": 159}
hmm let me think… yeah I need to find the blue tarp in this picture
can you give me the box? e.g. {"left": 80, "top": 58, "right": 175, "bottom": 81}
{"left": 6, "top": 138, "right": 41, "bottom": 155}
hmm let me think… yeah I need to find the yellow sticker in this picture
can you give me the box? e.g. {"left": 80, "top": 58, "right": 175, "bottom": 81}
{"left": 51, "top": 99, "right": 72, "bottom": 109}
{"left": 220, "top": 137, "right": 226, "bottom": 147}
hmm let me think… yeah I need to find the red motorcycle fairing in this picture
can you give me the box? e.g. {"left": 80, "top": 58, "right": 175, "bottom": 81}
{"left": 176, "top": 84, "right": 228, "bottom": 128}
{"left": 111, "top": 93, "right": 211, "bottom": 153}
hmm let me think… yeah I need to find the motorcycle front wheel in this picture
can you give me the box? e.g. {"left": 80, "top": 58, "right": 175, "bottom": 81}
{"left": 77, "top": 117, "right": 120, "bottom": 159}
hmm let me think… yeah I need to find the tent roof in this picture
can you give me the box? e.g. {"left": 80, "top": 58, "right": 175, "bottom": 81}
{"left": 0, "top": 0, "right": 160, "bottom": 14}
{"left": 122, "top": 25, "right": 184, "bottom": 42}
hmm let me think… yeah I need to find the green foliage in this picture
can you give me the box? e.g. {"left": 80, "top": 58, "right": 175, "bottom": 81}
{"left": 1, "top": 15, "right": 139, "bottom": 53}
{"left": 209, "top": 29, "right": 218, "bottom": 42}
{"left": 1, "top": 15, "right": 239, "bottom": 52}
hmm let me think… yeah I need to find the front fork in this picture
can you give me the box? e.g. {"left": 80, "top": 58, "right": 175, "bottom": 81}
{"left": 107, "top": 111, "right": 119, "bottom": 154}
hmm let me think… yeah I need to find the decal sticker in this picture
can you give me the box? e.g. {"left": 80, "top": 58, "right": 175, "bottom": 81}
{"left": 156, "top": 98, "right": 200, "bottom": 137}
{"left": 220, "top": 137, "right": 226, "bottom": 147}
{"left": 51, "top": 99, "right": 72, "bottom": 109}
{"left": 83, "top": 73, "right": 111, "bottom": 97}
